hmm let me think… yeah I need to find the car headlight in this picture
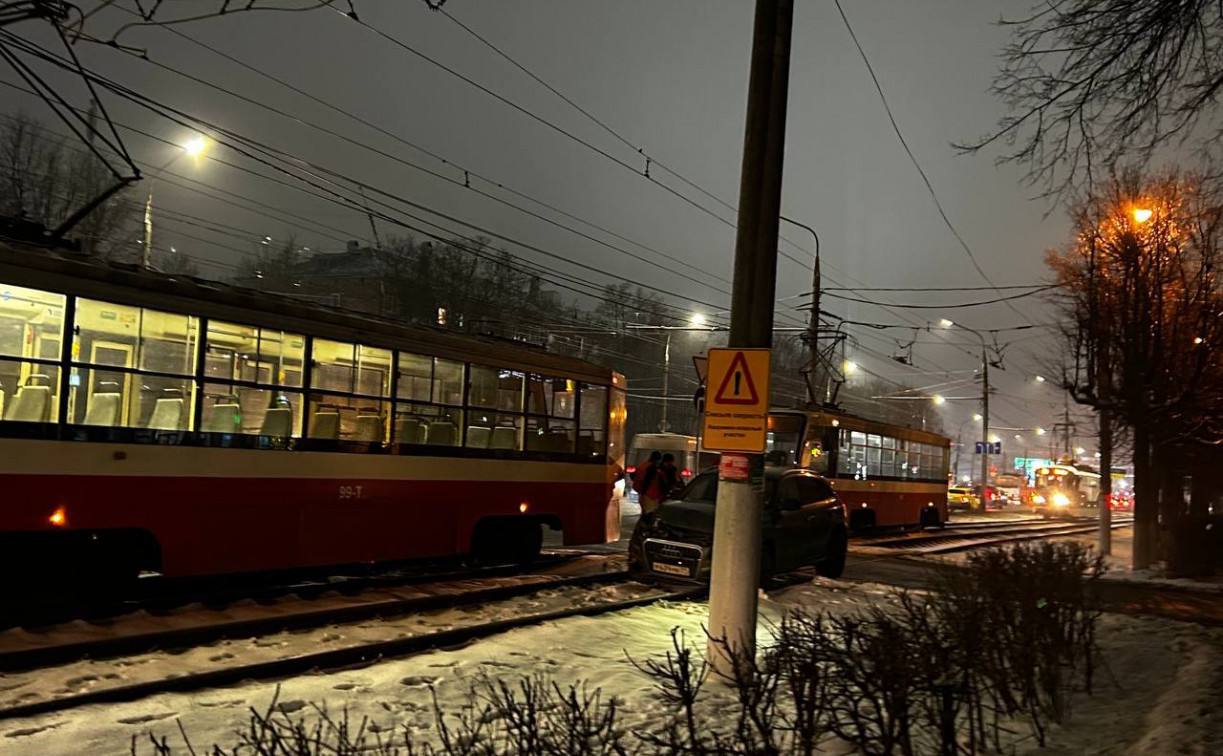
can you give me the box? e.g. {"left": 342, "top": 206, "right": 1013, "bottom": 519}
{"left": 1033, "top": 494, "right": 1046, "bottom": 504}
{"left": 1052, "top": 493, "right": 1071, "bottom": 507}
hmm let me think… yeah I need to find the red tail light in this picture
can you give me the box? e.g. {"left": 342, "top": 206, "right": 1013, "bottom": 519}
{"left": 681, "top": 468, "right": 693, "bottom": 479}
{"left": 626, "top": 465, "right": 637, "bottom": 475}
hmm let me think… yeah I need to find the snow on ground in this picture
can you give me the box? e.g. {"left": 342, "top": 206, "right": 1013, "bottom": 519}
{"left": 2, "top": 572, "right": 1220, "bottom": 755}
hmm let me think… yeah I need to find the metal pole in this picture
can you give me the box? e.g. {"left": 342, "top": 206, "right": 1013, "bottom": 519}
{"left": 707, "top": 0, "right": 793, "bottom": 676}
{"left": 781, "top": 217, "right": 821, "bottom": 407}
{"left": 661, "top": 331, "right": 671, "bottom": 432}
{"left": 142, "top": 185, "right": 154, "bottom": 269}
{"left": 980, "top": 346, "right": 989, "bottom": 510}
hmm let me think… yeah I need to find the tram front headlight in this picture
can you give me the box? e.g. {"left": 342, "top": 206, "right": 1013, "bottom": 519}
{"left": 1032, "top": 494, "right": 1046, "bottom": 505}
{"left": 1052, "top": 492, "right": 1071, "bottom": 508}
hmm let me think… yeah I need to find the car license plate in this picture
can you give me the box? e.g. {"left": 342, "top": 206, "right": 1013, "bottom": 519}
{"left": 652, "top": 562, "right": 692, "bottom": 577}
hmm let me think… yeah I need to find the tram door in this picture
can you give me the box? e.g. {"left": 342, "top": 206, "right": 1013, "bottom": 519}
{"left": 86, "top": 341, "right": 135, "bottom": 426}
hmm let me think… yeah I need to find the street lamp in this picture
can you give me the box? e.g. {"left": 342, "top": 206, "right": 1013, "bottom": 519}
{"left": 1035, "top": 427, "right": 1046, "bottom": 435}
{"left": 938, "top": 318, "right": 992, "bottom": 510}
{"left": 1132, "top": 207, "right": 1153, "bottom": 224}
{"left": 1035, "top": 375, "right": 1046, "bottom": 383}
{"left": 932, "top": 394, "right": 946, "bottom": 405}
{"left": 973, "top": 413, "right": 983, "bottom": 422}
{"left": 843, "top": 359, "right": 858, "bottom": 375}
{"left": 689, "top": 313, "right": 707, "bottom": 327}
{"left": 143, "top": 134, "right": 210, "bottom": 268}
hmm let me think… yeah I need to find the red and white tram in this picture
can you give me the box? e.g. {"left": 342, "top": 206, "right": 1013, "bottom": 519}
{"left": 764, "top": 409, "right": 951, "bottom": 530}
{"left": 0, "top": 243, "right": 625, "bottom": 584}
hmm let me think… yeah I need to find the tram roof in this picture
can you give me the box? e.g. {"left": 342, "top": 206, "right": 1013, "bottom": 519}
{"left": 770, "top": 407, "right": 952, "bottom": 446}
{"left": 0, "top": 240, "right": 620, "bottom": 384}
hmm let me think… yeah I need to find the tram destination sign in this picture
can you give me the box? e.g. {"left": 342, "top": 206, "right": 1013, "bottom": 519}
{"left": 700, "top": 348, "right": 771, "bottom": 453}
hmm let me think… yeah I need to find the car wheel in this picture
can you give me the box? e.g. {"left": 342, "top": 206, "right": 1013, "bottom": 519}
{"left": 815, "top": 529, "right": 847, "bottom": 579}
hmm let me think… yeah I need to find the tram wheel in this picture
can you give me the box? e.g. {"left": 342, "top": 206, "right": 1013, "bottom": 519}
{"left": 472, "top": 518, "right": 542, "bottom": 566}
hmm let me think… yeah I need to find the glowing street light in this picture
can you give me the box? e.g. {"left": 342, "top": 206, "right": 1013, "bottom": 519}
{"left": 938, "top": 318, "right": 955, "bottom": 328}
{"left": 689, "top": 312, "right": 707, "bottom": 327}
{"left": 1132, "top": 207, "right": 1153, "bottom": 224}
{"left": 182, "top": 135, "right": 209, "bottom": 159}
{"left": 932, "top": 394, "right": 946, "bottom": 405}
{"left": 1075, "top": 446, "right": 1086, "bottom": 456}
{"left": 1035, "top": 375, "right": 1046, "bottom": 383}
{"left": 1193, "top": 336, "right": 1204, "bottom": 345}
{"left": 1035, "top": 427, "right": 1047, "bottom": 436}
{"left": 843, "top": 360, "right": 858, "bottom": 375}
{"left": 973, "top": 413, "right": 983, "bottom": 422}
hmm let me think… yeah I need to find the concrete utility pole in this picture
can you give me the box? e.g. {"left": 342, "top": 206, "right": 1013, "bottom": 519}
{"left": 706, "top": 0, "right": 793, "bottom": 676}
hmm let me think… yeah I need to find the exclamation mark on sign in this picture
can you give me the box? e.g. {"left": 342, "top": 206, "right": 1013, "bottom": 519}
{"left": 734, "top": 372, "right": 741, "bottom": 396}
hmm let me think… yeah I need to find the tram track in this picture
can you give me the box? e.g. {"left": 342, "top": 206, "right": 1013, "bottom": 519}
{"left": 4, "top": 550, "right": 592, "bottom": 631}
{"left": 855, "top": 516, "right": 1134, "bottom": 555}
{"left": 0, "top": 571, "right": 690, "bottom": 721}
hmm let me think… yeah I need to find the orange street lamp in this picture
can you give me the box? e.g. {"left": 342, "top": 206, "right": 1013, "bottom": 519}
{"left": 1132, "top": 207, "right": 1153, "bottom": 224}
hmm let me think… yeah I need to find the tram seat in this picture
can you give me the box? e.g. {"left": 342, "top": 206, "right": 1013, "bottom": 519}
{"left": 394, "top": 417, "right": 426, "bottom": 444}
{"left": 84, "top": 392, "right": 122, "bottom": 426}
{"left": 147, "top": 397, "right": 184, "bottom": 430}
{"left": 489, "top": 426, "right": 518, "bottom": 450}
{"left": 576, "top": 432, "right": 598, "bottom": 457}
{"left": 544, "top": 429, "right": 572, "bottom": 452}
{"left": 3, "top": 384, "right": 51, "bottom": 422}
{"left": 204, "top": 403, "right": 242, "bottom": 433}
{"left": 353, "top": 414, "right": 384, "bottom": 443}
{"left": 260, "top": 407, "right": 293, "bottom": 437}
{"left": 310, "top": 410, "right": 341, "bottom": 439}
{"left": 466, "top": 425, "right": 491, "bottom": 448}
{"left": 425, "top": 420, "right": 456, "bottom": 446}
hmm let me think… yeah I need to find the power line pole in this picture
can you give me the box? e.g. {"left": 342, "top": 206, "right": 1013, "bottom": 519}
{"left": 707, "top": 0, "right": 793, "bottom": 676}
{"left": 980, "top": 349, "right": 990, "bottom": 508}
{"left": 661, "top": 330, "right": 671, "bottom": 432}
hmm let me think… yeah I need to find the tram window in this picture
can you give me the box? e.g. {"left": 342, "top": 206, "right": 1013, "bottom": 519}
{"left": 0, "top": 284, "right": 65, "bottom": 361}
{"left": 396, "top": 352, "right": 432, "bottom": 402}
{"left": 71, "top": 368, "right": 195, "bottom": 430}
{"left": 527, "top": 375, "right": 575, "bottom": 418}
{"left": 312, "top": 339, "right": 391, "bottom": 397}
{"left": 578, "top": 384, "right": 607, "bottom": 457}
{"left": 433, "top": 358, "right": 464, "bottom": 405}
{"left": 201, "top": 382, "right": 301, "bottom": 437}
{"left": 465, "top": 410, "right": 521, "bottom": 450}
{"left": 393, "top": 403, "right": 462, "bottom": 446}
{"left": 468, "top": 365, "right": 524, "bottom": 411}
{"left": 526, "top": 417, "right": 575, "bottom": 453}
{"left": 74, "top": 299, "right": 198, "bottom": 376}
{"left": 880, "top": 447, "right": 896, "bottom": 477}
{"left": 0, "top": 361, "right": 59, "bottom": 423}
{"left": 205, "top": 321, "right": 304, "bottom": 387}
{"left": 307, "top": 395, "right": 390, "bottom": 443}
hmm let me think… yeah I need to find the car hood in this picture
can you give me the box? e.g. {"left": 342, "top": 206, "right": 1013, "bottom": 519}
{"left": 655, "top": 499, "right": 715, "bottom": 535}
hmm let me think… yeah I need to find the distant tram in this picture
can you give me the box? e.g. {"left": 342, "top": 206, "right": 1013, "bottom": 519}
{"left": 0, "top": 243, "right": 625, "bottom": 586}
{"left": 762, "top": 409, "right": 951, "bottom": 530}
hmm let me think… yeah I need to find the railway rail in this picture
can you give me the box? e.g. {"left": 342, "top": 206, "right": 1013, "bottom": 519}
{"left": 856, "top": 516, "right": 1134, "bottom": 554}
{"left": 0, "top": 571, "right": 693, "bottom": 721}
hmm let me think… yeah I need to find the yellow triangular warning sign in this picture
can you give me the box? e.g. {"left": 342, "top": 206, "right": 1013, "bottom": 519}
{"left": 713, "top": 351, "right": 760, "bottom": 405}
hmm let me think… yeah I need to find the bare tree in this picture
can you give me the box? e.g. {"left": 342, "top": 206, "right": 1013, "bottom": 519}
{"left": 1048, "top": 169, "right": 1223, "bottom": 568}
{"left": 0, "top": 111, "right": 135, "bottom": 256}
{"left": 963, "top": 1, "right": 1223, "bottom": 198}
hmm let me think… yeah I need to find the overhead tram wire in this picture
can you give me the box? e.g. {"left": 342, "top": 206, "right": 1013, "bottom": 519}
{"left": 428, "top": 2, "right": 821, "bottom": 267}
{"left": 831, "top": 0, "right": 1032, "bottom": 326}
{"left": 1, "top": 36, "right": 817, "bottom": 328}
{"left": 819, "top": 286, "right": 1056, "bottom": 310}
{"left": 95, "top": 14, "right": 735, "bottom": 300}
{"left": 126, "top": 15, "right": 736, "bottom": 295}
{"left": 0, "top": 35, "right": 732, "bottom": 326}
{"left": 0, "top": 87, "right": 373, "bottom": 247}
